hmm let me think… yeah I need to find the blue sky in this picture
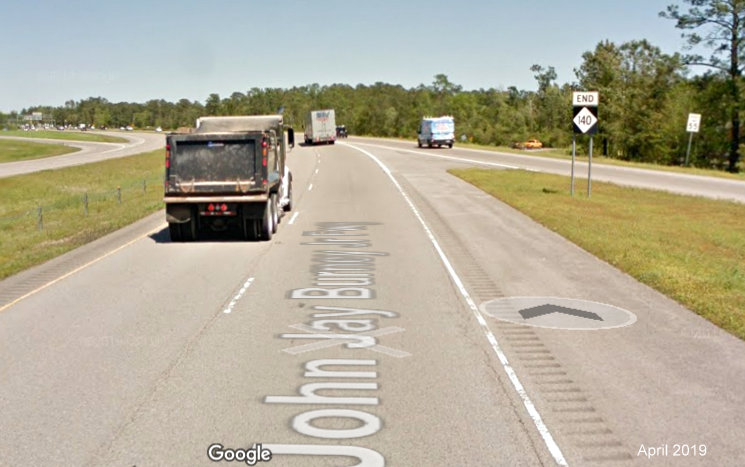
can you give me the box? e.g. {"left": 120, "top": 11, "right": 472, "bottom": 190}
{"left": 1, "top": 0, "right": 689, "bottom": 112}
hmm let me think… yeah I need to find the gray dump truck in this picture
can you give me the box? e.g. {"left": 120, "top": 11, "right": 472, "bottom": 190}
{"left": 164, "top": 115, "right": 294, "bottom": 241}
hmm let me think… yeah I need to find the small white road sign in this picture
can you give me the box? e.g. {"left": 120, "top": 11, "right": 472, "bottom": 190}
{"left": 573, "top": 107, "right": 598, "bottom": 134}
{"left": 572, "top": 91, "right": 599, "bottom": 107}
{"left": 687, "top": 113, "right": 701, "bottom": 133}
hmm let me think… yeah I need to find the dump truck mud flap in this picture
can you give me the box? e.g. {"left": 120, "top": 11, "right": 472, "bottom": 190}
{"left": 166, "top": 204, "right": 192, "bottom": 224}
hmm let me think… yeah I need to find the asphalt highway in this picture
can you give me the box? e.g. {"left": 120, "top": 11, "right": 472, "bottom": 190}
{"left": 349, "top": 136, "right": 745, "bottom": 203}
{"left": 1, "top": 139, "right": 743, "bottom": 466}
{"left": 0, "top": 131, "right": 165, "bottom": 178}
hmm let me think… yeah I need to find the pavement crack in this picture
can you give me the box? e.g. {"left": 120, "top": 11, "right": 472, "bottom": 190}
{"left": 84, "top": 263, "right": 269, "bottom": 466}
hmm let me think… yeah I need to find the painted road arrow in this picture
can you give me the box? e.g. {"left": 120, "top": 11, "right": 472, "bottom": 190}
{"left": 519, "top": 304, "right": 603, "bottom": 321}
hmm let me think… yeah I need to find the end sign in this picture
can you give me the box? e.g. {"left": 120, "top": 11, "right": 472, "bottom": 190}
{"left": 572, "top": 92, "right": 599, "bottom": 107}
{"left": 572, "top": 92, "right": 599, "bottom": 135}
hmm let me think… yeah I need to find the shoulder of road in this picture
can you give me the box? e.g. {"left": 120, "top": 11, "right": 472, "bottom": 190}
{"left": 349, "top": 135, "right": 745, "bottom": 182}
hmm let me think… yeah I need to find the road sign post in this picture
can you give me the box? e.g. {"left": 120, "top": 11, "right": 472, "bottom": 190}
{"left": 685, "top": 132, "right": 694, "bottom": 166}
{"left": 571, "top": 135, "right": 576, "bottom": 196}
{"left": 588, "top": 136, "right": 593, "bottom": 197}
{"left": 572, "top": 92, "right": 599, "bottom": 197}
{"left": 685, "top": 113, "right": 701, "bottom": 166}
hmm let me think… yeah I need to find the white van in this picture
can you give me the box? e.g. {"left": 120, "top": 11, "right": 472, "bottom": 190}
{"left": 418, "top": 116, "right": 455, "bottom": 148}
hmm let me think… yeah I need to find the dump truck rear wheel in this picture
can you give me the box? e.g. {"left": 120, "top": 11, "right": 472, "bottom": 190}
{"left": 241, "top": 218, "right": 258, "bottom": 241}
{"left": 168, "top": 223, "right": 183, "bottom": 242}
{"left": 270, "top": 194, "right": 279, "bottom": 232}
{"left": 182, "top": 218, "right": 197, "bottom": 241}
{"left": 283, "top": 182, "right": 293, "bottom": 212}
{"left": 260, "top": 200, "right": 273, "bottom": 241}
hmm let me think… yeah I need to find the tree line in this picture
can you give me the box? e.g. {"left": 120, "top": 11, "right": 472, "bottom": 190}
{"left": 2, "top": 1, "right": 743, "bottom": 172}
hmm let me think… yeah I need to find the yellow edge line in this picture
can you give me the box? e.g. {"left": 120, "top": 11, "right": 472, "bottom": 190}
{"left": 0, "top": 223, "right": 167, "bottom": 313}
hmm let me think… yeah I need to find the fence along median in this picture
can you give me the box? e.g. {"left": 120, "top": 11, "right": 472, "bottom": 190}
{"left": 0, "top": 177, "right": 160, "bottom": 232}
{"left": 0, "top": 149, "right": 165, "bottom": 279}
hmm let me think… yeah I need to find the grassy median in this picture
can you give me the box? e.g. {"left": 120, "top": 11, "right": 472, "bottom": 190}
{"left": 450, "top": 168, "right": 745, "bottom": 341}
{"left": 369, "top": 137, "right": 744, "bottom": 180}
{"left": 0, "top": 139, "right": 78, "bottom": 162}
{"left": 2, "top": 130, "right": 127, "bottom": 143}
{"left": 453, "top": 141, "right": 745, "bottom": 181}
{"left": 0, "top": 149, "right": 164, "bottom": 279}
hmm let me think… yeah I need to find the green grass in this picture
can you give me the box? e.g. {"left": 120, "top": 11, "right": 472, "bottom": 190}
{"left": 357, "top": 136, "right": 745, "bottom": 180}
{"left": 0, "top": 139, "right": 78, "bottom": 162}
{"left": 450, "top": 168, "right": 745, "bottom": 341}
{"left": 2, "top": 130, "right": 128, "bottom": 143}
{"left": 455, "top": 141, "right": 745, "bottom": 181}
{"left": 0, "top": 149, "right": 165, "bottom": 279}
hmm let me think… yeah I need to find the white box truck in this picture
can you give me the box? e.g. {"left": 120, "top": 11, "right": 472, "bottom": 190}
{"left": 304, "top": 109, "right": 336, "bottom": 145}
{"left": 417, "top": 116, "right": 455, "bottom": 148}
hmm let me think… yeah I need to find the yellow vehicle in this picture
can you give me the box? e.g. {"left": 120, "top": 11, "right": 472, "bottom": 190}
{"left": 512, "top": 139, "right": 543, "bottom": 150}
{"left": 524, "top": 139, "right": 543, "bottom": 149}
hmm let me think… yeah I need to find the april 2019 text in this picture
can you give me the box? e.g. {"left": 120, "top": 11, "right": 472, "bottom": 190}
{"left": 638, "top": 444, "right": 707, "bottom": 459}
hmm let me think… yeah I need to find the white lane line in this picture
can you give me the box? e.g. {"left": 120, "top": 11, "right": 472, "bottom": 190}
{"left": 0, "top": 223, "right": 167, "bottom": 314}
{"left": 308, "top": 184, "right": 314, "bottom": 191}
{"left": 102, "top": 136, "right": 145, "bottom": 154}
{"left": 341, "top": 142, "right": 568, "bottom": 466}
{"left": 288, "top": 212, "right": 300, "bottom": 225}
{"left": 223, "top": 277, "right": 255, "bottom": 314}
{"left": 315, "top": 168, "right": 319, "bottom": 174}
{"left": 101, "top": 143, "right": 128, "bottom": 154}
{"left": 353, "top": 142, "right": 522, "bottom": 170}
